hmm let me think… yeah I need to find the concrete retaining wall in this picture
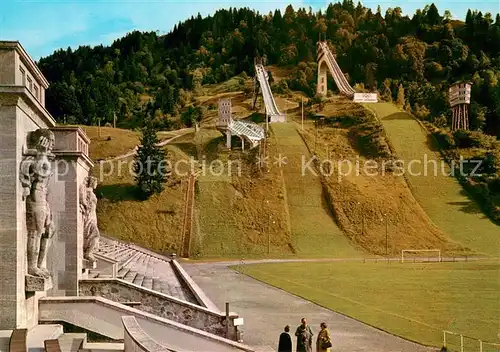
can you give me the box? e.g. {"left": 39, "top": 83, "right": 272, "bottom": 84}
{"left": 39, "top": 297, "right": 255, "bottom": 352}
{"left": 79, "top": 278, "right": 239, "bottom": 340}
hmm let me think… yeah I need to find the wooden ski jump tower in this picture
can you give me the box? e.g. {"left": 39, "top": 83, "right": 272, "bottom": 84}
{"left": 449, "top": 81, "right": 472, "bottom": 131}
{"left": 217, "top": 98, "right": 233, "bottom": 149}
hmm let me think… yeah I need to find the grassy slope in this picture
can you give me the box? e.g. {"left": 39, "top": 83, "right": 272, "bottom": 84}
{"left": 94, "top": 143, "right": 191, "bottom": 252}
{"left": 296, "top": 98, "right": 465, "bottom": 256}
{"left": 90, "top": 76, "right": 496, "bottom": 259}
{"left": 271, "top": 122, "right": 360, "bottom": 257}
{"left": 193, "top": 126, "right": 293, "bottom": 258}
{"left": 237, "top": 261, "right": 500, "bottom": 349}
{"left": 83, "top": 124, "right": 194, "bottom": 253}
{"left": 367, "top": 103, "right": 499, "bottom": 256}
{"left": 83, "top": 126, "right": 140, "bottom": 161}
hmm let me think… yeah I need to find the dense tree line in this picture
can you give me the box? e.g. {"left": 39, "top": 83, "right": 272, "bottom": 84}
{"left": 38, "top": 1, "right": 500, "bottom": 137}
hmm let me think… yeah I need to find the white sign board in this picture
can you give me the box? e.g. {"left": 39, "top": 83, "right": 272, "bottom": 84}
{"left": 353, "top": 93, "right": 378, "bottom": 103}
{"left": 233, "top": 318, "right": 244, "bottom": 326}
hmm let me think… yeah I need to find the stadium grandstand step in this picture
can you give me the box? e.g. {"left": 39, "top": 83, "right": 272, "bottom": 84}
{"left": 132, "top": 273, "right": 144, "bottom": 286}
{"left": 152, "top": 278, "right": 162, "bottom": 292}
{"left": 116, "top": 266, "right": 129, "bottom": 278}
{"left": 123, "top": 269, "right": 137, "bottom": 282}
{"left": 121, "top": 250, "right": 143, "bottom": 268}
{"left": 95, "top": 237, "right": 198, "bottom": 304}
{"left": 142, "top": 276, "right": 153, "bottom": 290}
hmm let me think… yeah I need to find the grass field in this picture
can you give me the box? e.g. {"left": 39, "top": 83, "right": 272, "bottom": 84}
{"left": 366, "top": 103, "right": 499, "bottom": 256}
{"left": 82, "top": 126, "right": 140, "bottom": 161}
{"left": 271, "top": 122, "right": 361, "bottom": 257}
{"left": 236, "top": 260, "right": 500, "bottom": 350}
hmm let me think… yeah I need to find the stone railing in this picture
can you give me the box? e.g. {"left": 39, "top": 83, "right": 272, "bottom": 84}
{"left": 94, "top": 253, "right": 118, "bottom": 277}
{"left": 122, "top": 315, "right": 176, "bottom": 352}
{"left": 170, "top": 260, "right": 220, "bottom": 312}
{"left": 77, "top": 134, "right": 89, "bottom": 157}
{"left": 79, "top": 278, "right": 239, "bottom": 340}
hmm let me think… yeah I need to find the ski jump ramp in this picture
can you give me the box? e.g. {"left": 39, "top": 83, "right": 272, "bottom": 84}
{"left": 254, "top": 62, "right": 286, "bottom": 123}
{"left": 316, "top": 41, "right": 378, "bottom": 103}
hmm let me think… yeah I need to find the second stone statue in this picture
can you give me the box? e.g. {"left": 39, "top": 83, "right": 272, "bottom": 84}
{"left": 80, "top": 176, "right": 100, "bottom": 262}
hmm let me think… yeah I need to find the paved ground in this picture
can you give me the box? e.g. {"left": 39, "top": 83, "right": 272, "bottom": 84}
{"left": 184, "top": 261, "right": 436, "bottom": 352}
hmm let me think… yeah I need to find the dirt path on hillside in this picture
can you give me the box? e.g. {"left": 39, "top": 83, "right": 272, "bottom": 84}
{"left": 105, "top": 128, "right": 193, "bottom": 161}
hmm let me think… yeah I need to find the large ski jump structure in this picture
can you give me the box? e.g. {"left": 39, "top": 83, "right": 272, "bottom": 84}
{"left": 316, "top": 40, "right": 378, "bottom": 103}
{"left": 250, "top": 42, "right": 376, "bottom": 129}
{"left": 253, "top": 58, "right": 286, "bottom": 124}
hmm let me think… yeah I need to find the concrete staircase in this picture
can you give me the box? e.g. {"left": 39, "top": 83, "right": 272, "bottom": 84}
{"left": 96, "top": 239, "right": 195, "bottom": 303}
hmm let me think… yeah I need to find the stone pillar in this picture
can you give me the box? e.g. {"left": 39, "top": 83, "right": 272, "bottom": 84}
{"left": 0, "top": 41, "right": 54, "bottom": 330}
{"left": 47, "top": 127, "right": 93, "bottom": 297}
{"left": 0, "top": 95, "right": 56, "bottom": 329}
{"left": 226, "top": 132, "right": 231, "bottom": 149}
{"left": 0, "top": 96, "right": 25, "bottom": 329}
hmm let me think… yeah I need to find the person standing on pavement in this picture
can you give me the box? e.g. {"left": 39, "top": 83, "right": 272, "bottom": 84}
{"left": 295, "top": 318, "right": 313, "bottom": 352}
{"left": 278, "top": 325, "right": 292, "bottom": 352}
{"left": 316, "top": 322, "right": 332, "bottom": 352}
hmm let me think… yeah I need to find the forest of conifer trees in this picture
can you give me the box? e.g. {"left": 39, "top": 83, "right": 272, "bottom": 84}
{"left": 38, "top": 1, "right": 500, "bottom": 138}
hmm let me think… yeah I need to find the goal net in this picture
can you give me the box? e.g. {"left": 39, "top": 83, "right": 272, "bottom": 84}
{"left": 401, "top": 249, "right": 441, "bottom": 263}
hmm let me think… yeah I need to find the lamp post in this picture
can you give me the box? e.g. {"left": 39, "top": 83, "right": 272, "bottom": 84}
{"left": 314, "top": 120, "right": 318, "bottom": 153}
{"left": 357, "top": 201, "right": 364, "bottom": 235}
{"left": 384, "top": 213, "right": 388, "bottom": 256}
{"left": 301, "top": 96, "right": 304, "bottom": 131}
{"left": 266, "top": 200, "right": 270, "bottom": 255}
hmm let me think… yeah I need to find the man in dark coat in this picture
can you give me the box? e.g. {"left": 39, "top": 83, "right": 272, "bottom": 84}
{"left": 278, "top": 325, "right": 292, "bottom": 352}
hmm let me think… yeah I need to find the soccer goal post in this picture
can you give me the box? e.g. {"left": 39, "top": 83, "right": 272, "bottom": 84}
{"left": 401, "top": 249, "right": 441, "bottom": 263}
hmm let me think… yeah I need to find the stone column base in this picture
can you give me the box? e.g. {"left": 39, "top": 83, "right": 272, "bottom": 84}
{"left": 83, "top": 259, "right": 97, "bottom": 270}
{"left": 25, "top": 275, "right": 53, "bottom": 292}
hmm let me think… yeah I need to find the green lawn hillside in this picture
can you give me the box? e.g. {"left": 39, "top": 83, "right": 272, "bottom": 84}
{"left": 367, "top": 103, "right": 499, "bottom": 257}
{"left": 271, "top": 121, "right": 360, "bottom": 257}
{"left": 296, "top": 97, "right": 467, "bottom": 256}
{"left": 90, "top": 133, "right": 191, "bottom": 253}
{"left": 83, "top": 126, "right": 140, "bottom": 161}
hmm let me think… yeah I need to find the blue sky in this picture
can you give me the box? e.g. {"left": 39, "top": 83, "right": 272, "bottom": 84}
{"left": 1, "top": 0, "right": 499, "bottom": 60}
